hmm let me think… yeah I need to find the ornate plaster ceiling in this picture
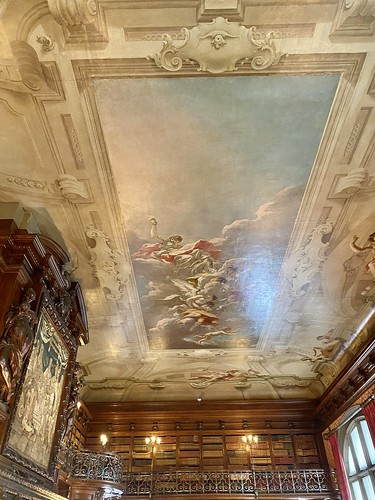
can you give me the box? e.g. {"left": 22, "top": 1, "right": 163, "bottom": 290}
{"left": 0, "top": 0, "right": 374, "bottom": 403}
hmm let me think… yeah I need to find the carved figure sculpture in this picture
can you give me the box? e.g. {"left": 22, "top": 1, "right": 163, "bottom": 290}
{"left": 56, "top": 271, "right": 73, "bottom": 319}
{"left": 350, "top": 232, "right": 375, "bottom": 280}
{"left": 63, "top": 361, "right": 84, "bottom": 443}
{"left": 0, "top": 288, "right": 37, "bottom": 403}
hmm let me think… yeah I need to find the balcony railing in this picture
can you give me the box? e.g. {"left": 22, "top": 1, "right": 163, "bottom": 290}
{"left": 71, "top": 451, "right": 124, "bottom": 483}
{"left": 123, "top": 469, "right": 335, "bottom": 496}
{"left": 69, "top": 452, "right": 339, "bottom": 497}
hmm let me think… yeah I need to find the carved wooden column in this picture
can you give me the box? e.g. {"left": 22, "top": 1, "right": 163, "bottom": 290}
{"left": 0, "top": 408, "right": 9, "bottom": 451}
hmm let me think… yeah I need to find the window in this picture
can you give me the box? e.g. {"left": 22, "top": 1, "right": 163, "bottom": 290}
{"left": 343, "top": 418, "right": 375, "bottom": 500}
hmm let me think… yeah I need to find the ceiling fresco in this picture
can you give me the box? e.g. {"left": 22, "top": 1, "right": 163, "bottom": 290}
{"left": 0, "top": 0, "right": 374, "bottom": 402}
{"left": 95, "top": 75, "right": 339, "bottom": 351}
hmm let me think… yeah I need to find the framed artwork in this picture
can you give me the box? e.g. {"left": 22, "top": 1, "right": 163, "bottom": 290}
{"left": 4, "top": 308, "right": 69, "bottom": 479}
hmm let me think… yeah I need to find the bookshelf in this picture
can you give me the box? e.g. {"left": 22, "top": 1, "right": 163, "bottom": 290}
{"left": 202, "top": 435, "right": 225, "bottom": 469}
{"left": 225, "top": 435, "right": 248, "bottom": 469}
{"left": 70, "top": 419, "right": 86, "bottom": 450}
{"left": 178, "top": 434, "right": 200, "bottom": 469}
{"left": 131, "top": 436, "right": 152, "bottom": 472}
{"left": 83, "top": 431, "right": 323, "bottom": 473}
{"left": 251, "top": 434, "right": 272, "bottom": 469}
{"left": 294, "top": 434, "right": 320, "bottom": 468}
{"left": 110, "top": 436, "right": 131, "bottom": 471}
{"left": 69, "top": 402, "right": 90, "bottom": 451}
{"left": 155, "top": 436, "right": 177, "bottom": 470}
{"left": 271, "top": 435, "right": 294, "bottom": 469}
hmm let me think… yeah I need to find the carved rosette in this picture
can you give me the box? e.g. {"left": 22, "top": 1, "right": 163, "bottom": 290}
{"left": 48, "top": 0, "right": 98, "bottom": 26}
{"left": 150, "top": 17, "right": 283, "bottom": 74}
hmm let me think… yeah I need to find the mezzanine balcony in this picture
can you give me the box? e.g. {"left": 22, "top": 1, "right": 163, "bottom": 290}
{"left": 68, "top": 451, "right": 341, "bottom": 499}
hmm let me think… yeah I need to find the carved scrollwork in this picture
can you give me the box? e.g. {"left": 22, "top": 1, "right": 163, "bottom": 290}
{"left": 56, "top": 174, "right": 89, "bottom": 202}
{"left": 36, "top": 35, "right": 55, "bottom": 52}
{"left": 88, "top": 378, "right": 136, "bottom": 390}
{"left": 10, "top": 41, "right": 45, "bottom": 91}
{"left": 86, "top": 227, "right": 131, "bottom": 301}
{"left": 248, "top": 27, "right": 283, "bottom": 70}
{"left": 0, "top": 62, "right": 22, "bottom": 86}
{"left": 331, "top": 169, "right": 368, "bottom": 197}
{"left": 178, "top": 349, "right": 226, "bottom": 358}
{"left": 148, "top": 380, "right": 166, "bottom": 390}
{"left": 345, "top": 0, "right": 375, "bottom": 16}
{"left": 269, "top": 376, "right": 311, "bottom": 388}
{"left": 48, "top": 0, "right": 98, "bottom": 26}
{"left": 316, "top": 360, "right": 340, "bottom": 388}
{"left": 331, "top": 0, "right": 375, "bottom": 37}
{"left": 150, "top": 17, "right": 283, "bottom": 74}
{"left": 284, "top": 222, "right": 334, "bottom": 298}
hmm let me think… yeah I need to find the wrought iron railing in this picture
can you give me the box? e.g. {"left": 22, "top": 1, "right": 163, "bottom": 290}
{"left": 69, "top": 452, "right": 338, "bottom": 497}
{"left": 123, "top": 469, "right": 336, "bottom": 496}
{"left": 71, "top": 451, "right": 124, "bottom": 483}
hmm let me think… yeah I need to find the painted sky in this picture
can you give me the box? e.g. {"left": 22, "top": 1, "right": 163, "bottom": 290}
{"left": 95, "top": 74, "right": 339, "bottom": 242}
{"left": 95, "top": 74, "right": 339, "bottom": 349}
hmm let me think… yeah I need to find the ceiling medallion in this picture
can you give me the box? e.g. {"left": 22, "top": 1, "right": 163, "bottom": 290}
{"left": 150, "top": 17, "right": 284, "bottom": 74}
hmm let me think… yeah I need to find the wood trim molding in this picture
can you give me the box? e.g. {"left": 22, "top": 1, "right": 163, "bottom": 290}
{"left": 315, "top": 333, "right": 375, "bottom": 428}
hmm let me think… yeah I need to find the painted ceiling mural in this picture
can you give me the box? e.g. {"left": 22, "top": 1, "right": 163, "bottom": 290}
{"left": 1, "top": 0, "right": 374, "bottom": 402}
{"left": 95, "top": 75, "right": 339, "bottom": 353}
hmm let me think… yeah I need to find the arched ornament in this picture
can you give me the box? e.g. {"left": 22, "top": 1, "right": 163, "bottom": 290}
{"left": 150, "top": 17, "right": 284, "bottom": 74}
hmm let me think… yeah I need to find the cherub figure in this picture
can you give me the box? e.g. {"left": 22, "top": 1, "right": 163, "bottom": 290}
{"left": 350, "top": 232, "right": 375, "bottom": 279}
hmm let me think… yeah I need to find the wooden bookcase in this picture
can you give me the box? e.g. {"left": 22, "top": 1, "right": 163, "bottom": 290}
{"left": 83, "top": 401, "right": 326, "bottom": 474}
{"left": 225, "top": 435, "right": 248, "bottom": 469}
{"left": 110, "top": 436, "right": 132, "bottom": 470}
{"left": 91, "top": 432, "right": 321, "bottom": 473}
{"left": 69, "top": 402, "right": 91, "bottom": 451}
{"left": 271, "top": 434, "right": 294, "bottom": 469}
{"left": 178, "top": 434, "right": 200, "bottom": 469}
{"left": 202, "top": 435, "right": 225, "bottom": 469}
{"left": 131, "top": 436, "right": 152, "bottom": 472}
{"left": 294, "top": 434, "right": 320, "bottom": 468}
{"left": 251, "top": 434, "right": 272, "bottom": 468}
{"left": 155, "top": 436, "right": 177, "bottom": 470}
